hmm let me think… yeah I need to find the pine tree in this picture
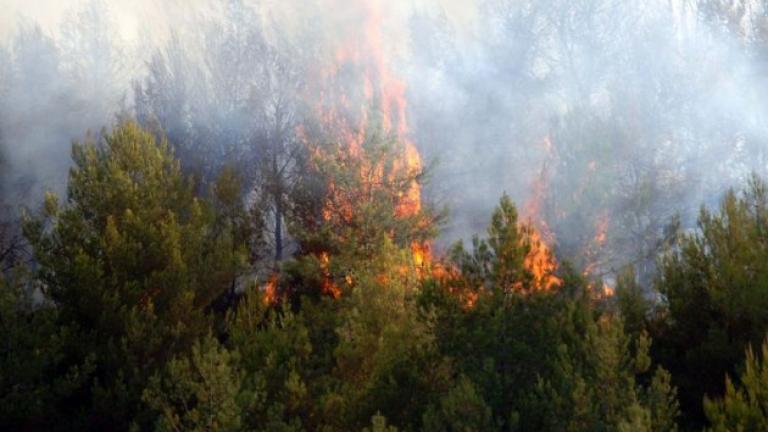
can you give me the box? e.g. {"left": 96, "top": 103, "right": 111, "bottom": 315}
{"left": 704, "top": 338, "right": 768, "bottom": 431}
{"left": 615, "top": 266, "right": 652, "bottom": 338}
{"left": 323, "top": 238, "right": 447, "bottom": 430}
{"left": 227, "top": 293, "right": 313, "bottom": 431}
{"left": 449, "top": 193, "right": 559, "bottom": 294}
{"left": 422, "top": 375, "right": 495, "bottom": 432}
{"left": 143, "top": 333, "right": 243, "bottom": 432}
{"left": 0, "top": 270, "right": 80, "bottom": 430}
{"left": 423, "top": 194, "right": 679, "bottom": 431}
{"left": 654, "top": 174, "right": 768, "bottom": 427}
{"left": 23, "top": 121, "right": 246, "bottom": 429}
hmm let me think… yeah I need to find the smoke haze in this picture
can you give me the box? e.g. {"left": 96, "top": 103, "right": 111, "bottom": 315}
{"left": 2, "top": 0, "right": 767, "bottom": 282}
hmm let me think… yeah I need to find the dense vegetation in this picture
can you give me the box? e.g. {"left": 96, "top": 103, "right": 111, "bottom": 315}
{"left": 4, "top": 1, "right": 768, "bottom": 430}
{"left": 2, "top": 121, "right": 768, "bottom": 431}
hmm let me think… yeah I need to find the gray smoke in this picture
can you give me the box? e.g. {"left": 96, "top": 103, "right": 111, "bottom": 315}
{"left": 2, "top": 0, "right": 767, "bottom": 283}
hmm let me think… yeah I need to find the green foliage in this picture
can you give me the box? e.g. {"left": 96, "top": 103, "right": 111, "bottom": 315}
{"left": 0, "top": 121, "right": 703, "bottom": 431}
{"left": 0, "top": 271, "right": 88, "bottom": 430}
{"left": 449, "top": 193, "right": 526, "bottom": 291}
{"left": 422, "top": 195, "right": 679, "bottom": 431}
{"left": 647, "top": 367, "right": 680, "bottom": 432}
{"left": 450, "top": 193, "right": 557, "bottom": 293}
{"left": 615, "top": 266, "right": 652, "bottom": 338}
{"left": 654, "top": 174, "right": 768, "bottom": 427}
{"left": 227, "top": 292, "right": 314, "bottom": 431}
{"left": 325, "top": 239, "right": 448, "bottom": 430}
{"left": 143, "top": 333, "right": 243, "bottom": 432}
{"left": 529, "top": 318, "right": 677, "bottom": 432}
{"left": 422, "top": 375, "right": 495, "bottom": 432}
{"left": 289, "top": 124, "right": 435, "bottom": 268}
{"left": 363, "top": 412, "right": 399, "bottom": 432}
{"left": 21, "top": 121, "right": 246, "bottom": 428}
{"left": 704, "top": 338, "right": 768, "bottom": 432}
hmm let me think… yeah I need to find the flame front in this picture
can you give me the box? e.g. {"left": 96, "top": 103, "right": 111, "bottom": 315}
{"left": 520, "top": 135, "right": 562, "bottom": 290}
{"left": 304, "top": 0, "right": 429, "bottom": 288}
{"left": 262, "top": 273, "right": 279, "bottom": 305}
{"left": 320, "top": 252, "right": 342, "bottom": 298}
{"left": 521, "top": 225, "right": 562, "bottom": 290}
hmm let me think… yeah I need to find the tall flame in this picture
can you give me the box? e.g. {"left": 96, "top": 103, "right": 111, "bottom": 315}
{"left": 319, "top": 252, "right": 342, "bottom": 298}
{"left": 304, "top": 0, "right": 423, "bottom": 220}
{"left": 262, "top": 273, "right": 279, "bottom": 305}
{"left": 521, "top": 225, "right": 562, "bottom": 290}
{"left": 301, "top": 0, "right": 429, "bottom": 295}
{"left": 520, "top": 135, "right": 562, "bottom": 290}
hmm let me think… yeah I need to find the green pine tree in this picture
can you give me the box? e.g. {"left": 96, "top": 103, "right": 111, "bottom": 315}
{"left": 704, "top": 337, "right": 768, "bottom": 432}
{"left": 23, "top": 121, "right": 246, "bottom": 429}
{"left": 143, "top": 333, "right": 243, "bottom": 432}
{"left": 654, "top": 174, "right": 768, "bottom": 427}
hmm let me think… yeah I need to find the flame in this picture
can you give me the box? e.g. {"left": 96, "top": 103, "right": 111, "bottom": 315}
{"left": 522, "top": 137, "right": 555, "bottom": 242}
{"left": 318, "top": 0, "right": 422, "bottom": 214}
{"left": 394, "top": 142, "right": 423, "bottom": 219}
{"left": 262, "top": 273, "right": 279, "bottom": 305}
{"left": 319, "top": 252, "right": 342, "bottom": 299}
{"left": 519, "top": 135, "right": 561, "bottom": 290}
{"left": 427, "top": 260, "right": 480, "bottom": 309}
{"left": 521, "top": 224, "right": 562, "bottom": 290}
{"left": 303, "top": 0, "right": 429, "bottom": 284}
{"left": 594, "top": 214, "right": 608, "bottom": 245}
{"left": 412, "top": 240, "right": 428, "bottom": 268}
{"left": 464, "top": 291, "right": 478, "bottom": 309}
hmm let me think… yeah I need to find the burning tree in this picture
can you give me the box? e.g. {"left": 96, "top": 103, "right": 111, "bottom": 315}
{"left": 270, "top": 0, "right": 437, "bottom": 301}
{"left": 449, "top": 194, "right": 561, "bottom": 297}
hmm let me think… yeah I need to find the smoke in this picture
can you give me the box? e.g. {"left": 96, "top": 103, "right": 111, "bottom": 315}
{"left": 404, "top": 0, "right": 768, "bottom": 281}
{"left": 2, "top": 0, "right": 767, "bottom": 282}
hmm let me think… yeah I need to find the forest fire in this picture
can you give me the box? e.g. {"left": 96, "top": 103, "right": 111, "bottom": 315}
{"left": 305, "top": 0, "right": 430, "bottom": 282}
{"left": 521, "top": 225, "right": 562, "bottom": 290}
{"left": 520, "top": 135, "right": 562, "bottom": 290}
{"left": 319, "top": 252, "right": 342, "bottom": 298}
{"left": 522, "top": 135, "right": 612, "bottom": 294}
{"left": 262, "top": 273, "right": 279, "bottom": 305}
{"left": 4, "top": 2, "right": 763, "bottom": 429}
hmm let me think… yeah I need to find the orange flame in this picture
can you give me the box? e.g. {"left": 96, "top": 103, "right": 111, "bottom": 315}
{"left": 319, "top": 252, "right": 342, "bottom": 299}
{"left": 411, "top": 240, "right": 428, "bottom": 267}
{"left": 521, "top": 224, "right": 562, "bottom": 290}
{"left": 304, "top": 0, "right": 429, "bottom": 280}
{"left": 464, "top": 290, "right": 478, "bottom": 309}
{"left": 262, "top": 273, "right": 279, "bottom": 305}
{"left": 594, "top": 214, "right": 608, "bottom": 246}
{"left": 520, "top": 135, "right": 561, "bottom": 290}
{"left": 319, "top": 0, "right": 421, "bottom": 208}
